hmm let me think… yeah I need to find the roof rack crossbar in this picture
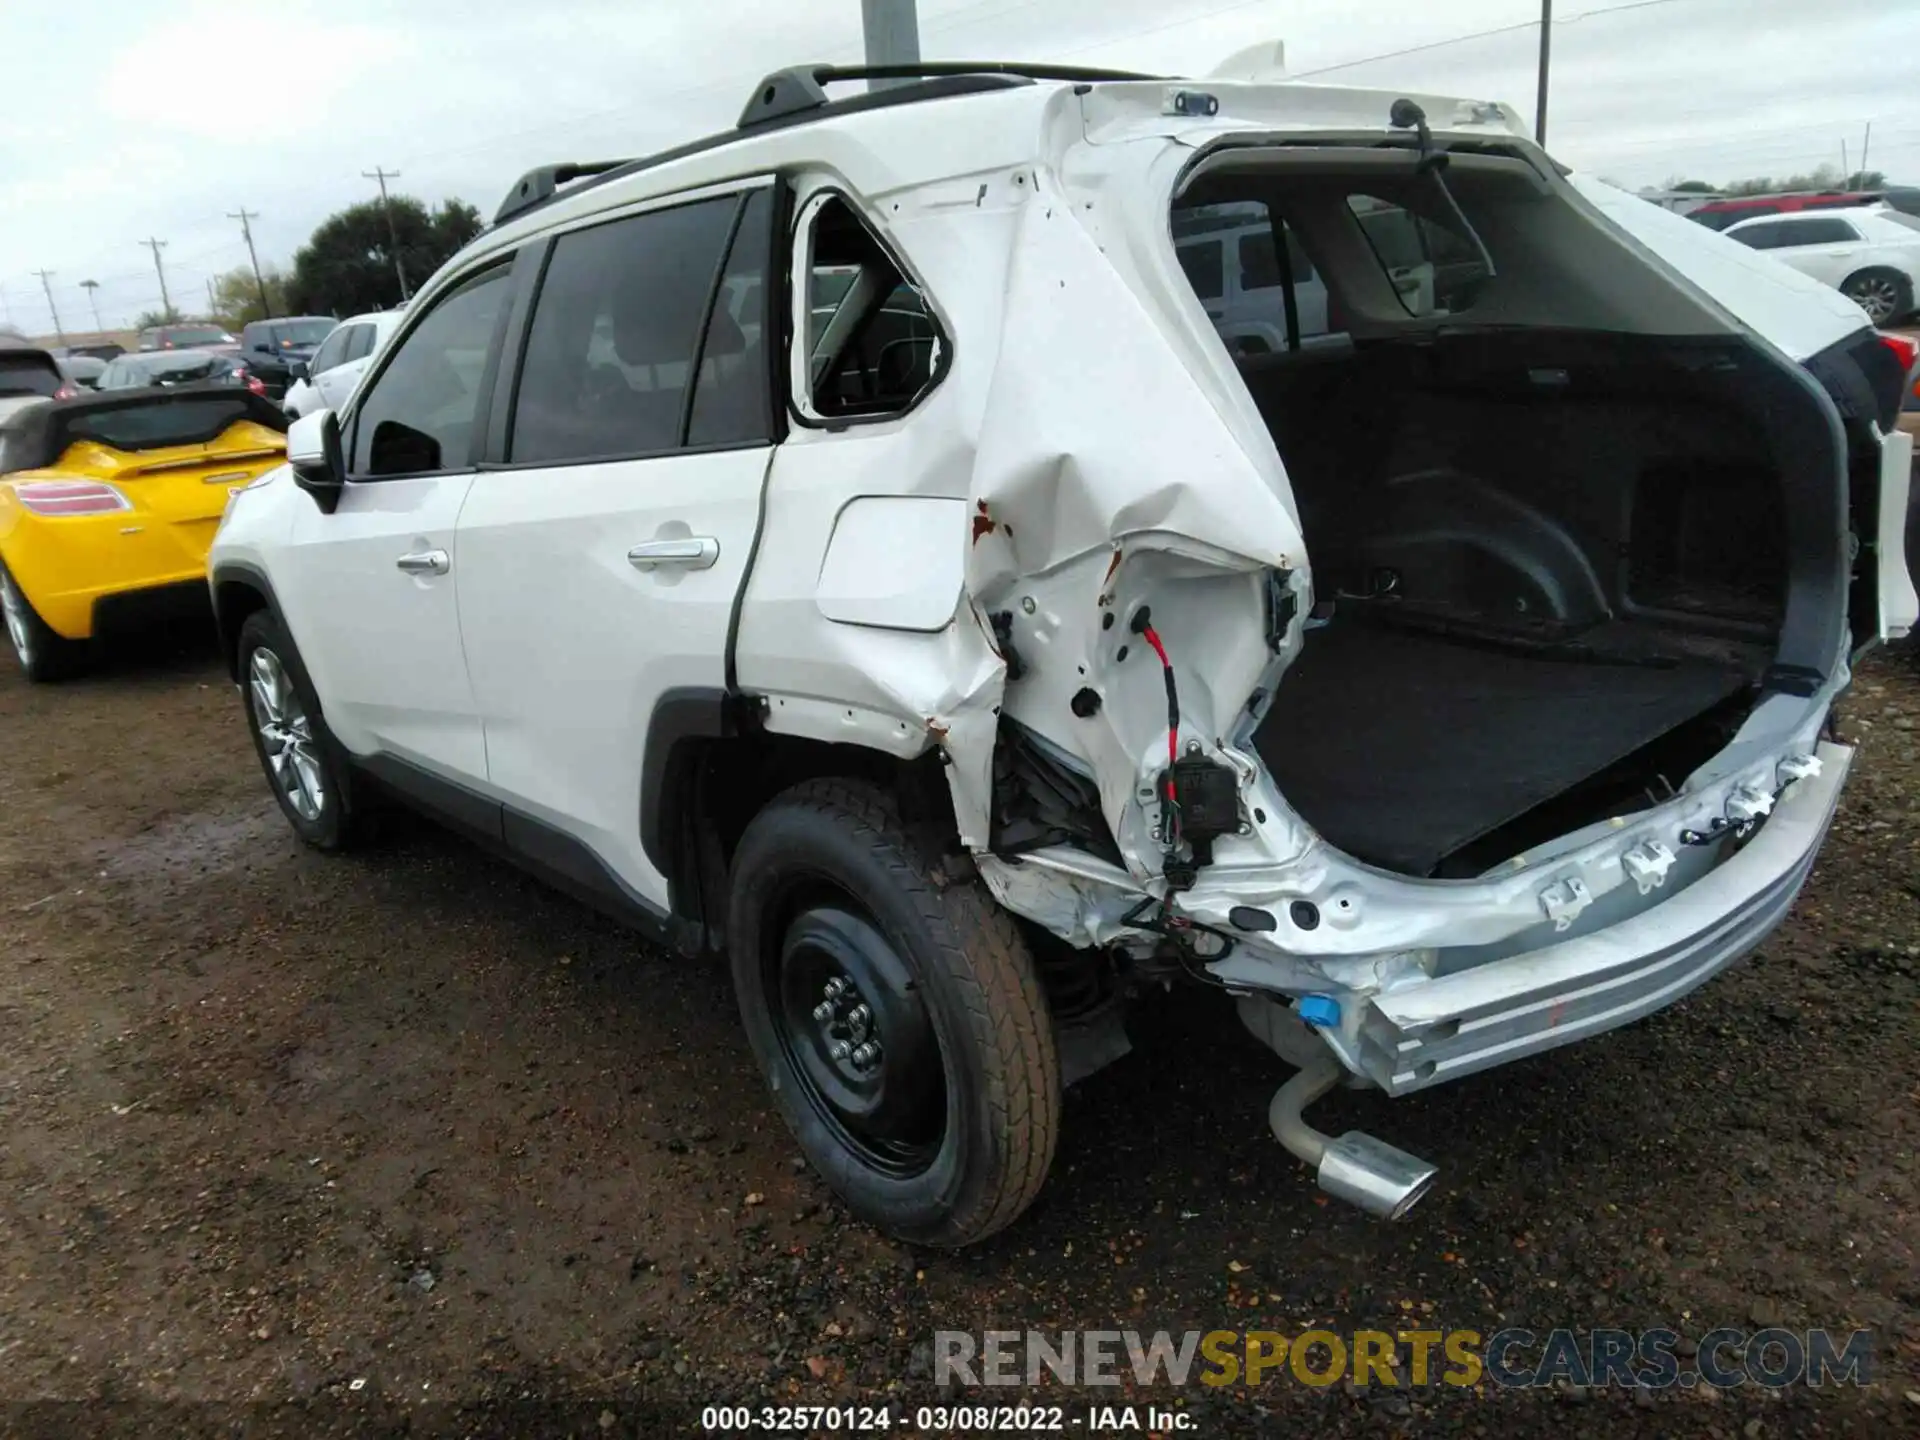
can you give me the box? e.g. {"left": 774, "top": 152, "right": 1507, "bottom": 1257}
{"left": 495, "top": 160, "right": 634, "bottom": 226}
{"left": 737, "top": 60, "right": 1159, "bottom": 127}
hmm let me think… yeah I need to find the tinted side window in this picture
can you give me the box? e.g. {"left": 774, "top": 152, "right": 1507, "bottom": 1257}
{"left": 1176, "top": 242, "right": 1225, "bottom": 299}
{"left": 1729, "top": 222, "right": 1787, "bottom": 250}
{"left": 688, "top": 188, "right": 773, "bottom": 448}
{"left": 350, "top": 324, "right": 379, "bottom": 362}
{"left": 510, "top": 196, "right": 737, "bottom": 464}
{"left": 351, "top": 266, "right": 510, "bottom": 477}
{"left": 309, "top": 327, "right": 351, "bottom": 376}
{"left": 1777, "top": 217, "right": 1860, "bottom": 245}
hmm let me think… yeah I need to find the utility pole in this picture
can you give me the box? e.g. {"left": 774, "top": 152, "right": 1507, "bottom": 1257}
{"left": 80, "top": 279, "right": 103, "bottom": 334}
{"left": 139, "top": 237, "right": 174, "bottom": 322}
{"left": 206, "top": 277, "right": 218, "bottom": 320}
{"left": 362, "top": 167, "right": 411, "bottom": 302}
{"left": 1534, "top": 0, "right": 1553, "bottom": 147}
{"left": 33, "top": 270, "right": 65, "bottom": 345}
{"left": 861, "top": 0, "right": 920, "bottom": 90}
{"left": 228, "top": 207, "right": 273, "bottom": 319}
{"left": 1860, "top": 121, "right": 1873, "bottom": 185}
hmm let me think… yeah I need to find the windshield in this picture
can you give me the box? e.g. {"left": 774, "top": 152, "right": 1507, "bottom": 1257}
{"left": 1881, "top": 212, "right": 1920, "bottom": 235}
{"left": 163, "top": 327, "right": 234, "bottom": 347}
{"left": 138, "top": 354, "right": 235, "bottom": 385}
{"left": 68, "top": 397, "right": 265, "bottom": 450}
{"left": 272, "top": 320, "right": 335, "bottom": 348}
{"left": 0, "top": 354, "right": 62, "bottom": 398}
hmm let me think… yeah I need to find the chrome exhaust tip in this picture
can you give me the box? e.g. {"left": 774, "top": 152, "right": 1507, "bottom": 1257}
{"left": 1267, "top": 1052, "right": 1438, "bottom": 1220}
{"left": 1315, "top": 1131, "right": 1438, "bottom": 1220}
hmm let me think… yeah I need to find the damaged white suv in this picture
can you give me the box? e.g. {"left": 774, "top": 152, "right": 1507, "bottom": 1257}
{"left": 209, "top": 59, "right": 1918, "bottom": 1244}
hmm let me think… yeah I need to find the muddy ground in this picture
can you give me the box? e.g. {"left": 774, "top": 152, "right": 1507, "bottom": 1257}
{"left": 0, "top": 626, "right": 1914, "bottom": 1439}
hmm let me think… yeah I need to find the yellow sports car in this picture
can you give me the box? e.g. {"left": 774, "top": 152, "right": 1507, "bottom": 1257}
{"left": 0, "top": 387, "right": 287, "bottom": 680}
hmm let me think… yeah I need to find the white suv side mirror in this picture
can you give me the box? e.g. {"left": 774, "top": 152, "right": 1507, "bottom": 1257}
{"left": 287, "top": 410, "right": 346, "bottom": 514}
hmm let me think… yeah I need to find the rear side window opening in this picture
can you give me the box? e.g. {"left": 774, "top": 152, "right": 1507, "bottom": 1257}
{"left": 794, "top": 193, "right": 945, "bottom": 422}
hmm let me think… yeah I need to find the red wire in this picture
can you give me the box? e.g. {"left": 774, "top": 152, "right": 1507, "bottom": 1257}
{"left": 1142, "top": 624, "right": 1178, "bottom": 800}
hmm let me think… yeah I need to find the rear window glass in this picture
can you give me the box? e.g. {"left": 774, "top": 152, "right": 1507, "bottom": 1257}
{"left": 1346, "top": 194, "right": 1488, "bottom": 319}
{"left": 66, "top": 397, "right": 261, "bottom": 450}
{"left": 0, "top": 354, "right": 62, "bottom": 398}
{"left": 161, "top": 327, "right": 234, "bottom": 347}
{"left": 271, "top": 320, "right": 334, "bottom": 348}
{"left": 119, "top": 353, "right": 236, "bottom": 386}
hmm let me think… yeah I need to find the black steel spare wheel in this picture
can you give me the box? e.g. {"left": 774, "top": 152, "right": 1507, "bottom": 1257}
{"left": 729, "top": 778, "right": 1061, "bottom": 1246}
{"left": 775, "top": 907, "right": 945, "bottom": 1177}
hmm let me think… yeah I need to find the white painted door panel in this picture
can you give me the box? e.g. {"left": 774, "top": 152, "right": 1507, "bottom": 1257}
{"left": 454, "top": 449, "right": 770, "bottom": 905}
{"left": 274, "top": 474, "right": 485, "bottom": 778}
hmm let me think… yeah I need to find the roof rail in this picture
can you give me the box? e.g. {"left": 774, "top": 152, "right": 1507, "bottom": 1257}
{"left": 494, "top": 160, "right": 633, "bottom": 226}
{"left": 492, "top": 62, "right": 1158, "bottom": 232}
{"left": 738, "top": 61, "right": 1159, "bottom": 126}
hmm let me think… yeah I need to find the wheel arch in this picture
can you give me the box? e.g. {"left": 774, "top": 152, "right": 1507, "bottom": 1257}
{"left": 642, "top": 688, "right": 965, "bottom": 950}
{"left": 209, "top": 560, "right": 282, "bottom": 683}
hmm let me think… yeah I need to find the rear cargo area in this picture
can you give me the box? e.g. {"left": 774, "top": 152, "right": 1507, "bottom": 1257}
{"left": 1166, "top": 144, "right": 1855, "bottom": 879}
{"left": 1241, "top": 333, "right": 1797, "bottom": 876}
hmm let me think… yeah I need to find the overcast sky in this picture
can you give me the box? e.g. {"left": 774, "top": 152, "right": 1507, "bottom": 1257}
{"left": 2, "top": 0, "right": 1915, "bottom": 335}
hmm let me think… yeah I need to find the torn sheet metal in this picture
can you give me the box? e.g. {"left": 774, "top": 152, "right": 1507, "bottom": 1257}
{"left": 965, "top": 162, "right": 1309, "bottom": 867}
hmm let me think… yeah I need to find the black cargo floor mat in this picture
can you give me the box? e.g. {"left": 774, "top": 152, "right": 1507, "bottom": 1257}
{"left": 1253, "top": 623, "right": 1747, "bottom": 876}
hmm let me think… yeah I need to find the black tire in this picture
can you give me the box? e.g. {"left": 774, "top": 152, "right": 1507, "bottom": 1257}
{"left": 0, "top": 558, "right": 86, "bottom": 682}
{"left": 728, "top": 778, "right": 1060, "bottom": 1246}
{"left": 1840, "top": 268, "right": 1914, "bottom": 326}
{"left": 236, "top": 609, "right": 364, "bottom": 850}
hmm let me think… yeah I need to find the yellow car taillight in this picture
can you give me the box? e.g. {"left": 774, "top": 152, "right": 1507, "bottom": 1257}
{"left": 14, "top": 480, "right": 132, "bottom": 516}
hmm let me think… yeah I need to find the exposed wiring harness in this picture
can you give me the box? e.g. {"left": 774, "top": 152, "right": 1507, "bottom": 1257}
{"left": 1118, "top": 894, "right": 1238, "bottom": 983}
{"left": 1131, "top": 606, "right": 1182, "bottom": 856}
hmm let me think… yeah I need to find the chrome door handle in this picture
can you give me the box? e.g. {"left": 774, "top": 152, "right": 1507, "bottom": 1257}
{"left": 396, "top": 548, "right": 450, "bottom": 576}
{"left": 627, "top": 537, "right": 719, "bottom": 571}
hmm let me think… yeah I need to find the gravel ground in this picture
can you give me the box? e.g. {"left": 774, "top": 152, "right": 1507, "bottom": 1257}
{"left": 0, "top": 627, "right": 1915, "bottom": 1439}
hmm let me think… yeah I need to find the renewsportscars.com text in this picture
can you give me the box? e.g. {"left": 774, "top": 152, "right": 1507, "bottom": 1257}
{"left": 934, "top": 1327, "right": 1874, "bottom": 1390}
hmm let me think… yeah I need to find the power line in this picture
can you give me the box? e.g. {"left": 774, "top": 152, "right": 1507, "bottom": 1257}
{"left": 1057, "top": 0, "right": 1282, "bottom": 60}
{"left": 1289, "top": 0, "right": 1703, "bottom": 82}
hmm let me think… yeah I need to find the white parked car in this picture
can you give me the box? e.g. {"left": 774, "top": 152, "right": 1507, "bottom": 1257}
{"left": 210, "top": 58, "right": 1916, "bottom": 1245}
{"left": 1724, "top": 208, "right": 1920, "bottom": 324}
{"left": 281, "top": 309, "right": 405, "bottom": 419}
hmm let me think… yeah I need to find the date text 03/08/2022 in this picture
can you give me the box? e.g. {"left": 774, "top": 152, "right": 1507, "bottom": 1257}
{"left": 700, "top": 1404, "right": 1191, "bottom": 1433}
